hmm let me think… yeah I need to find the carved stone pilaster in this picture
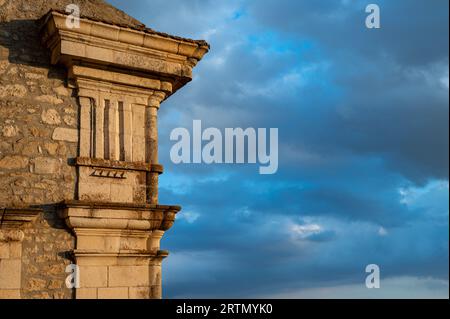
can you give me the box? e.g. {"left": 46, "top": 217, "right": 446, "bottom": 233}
{"left": 0, "top": 208, "right": 40, "bottom": 299}
{"left": 39, "top": 10, "right": 208, "bottom": 299}
{"left": 59, "top": 201, "right": 179, "bottom": 299}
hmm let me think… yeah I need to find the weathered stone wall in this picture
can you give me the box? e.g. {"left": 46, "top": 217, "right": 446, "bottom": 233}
{"left": 0, "top": 0, "right": 161, "bottom": 299}
{"left": 21, "top": 211, "right": 75, "bottom": 299}
{"left": 1, "top": 0, "right": 206, "bottom": 299}
{"left": 0, "top": 2, "right": 79, "bottom": 299}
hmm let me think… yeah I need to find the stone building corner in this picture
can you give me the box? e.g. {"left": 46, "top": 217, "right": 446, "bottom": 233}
{"left": 0, "top": 0, "right": 209, "bottom": 299}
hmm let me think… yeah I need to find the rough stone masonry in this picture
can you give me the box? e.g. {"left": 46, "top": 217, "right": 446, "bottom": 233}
{"left": 0, "top": 0, "right": 209, "bottom": 299}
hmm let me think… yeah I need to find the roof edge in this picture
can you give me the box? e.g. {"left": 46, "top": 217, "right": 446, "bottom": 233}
{"left": 37, "top": 9, "right": 210, "bottom": 49}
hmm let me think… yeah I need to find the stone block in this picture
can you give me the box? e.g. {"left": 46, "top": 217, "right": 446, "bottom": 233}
{"left": 0, "top": 156, "right": 29, "bottom": 170}
{"left": 143, "top": 35, "right": 178, "bottom": 54}
{"left": 76, "top": 256, "right": 118, "bottom": 267}
{"left": 33, "top": 157, "right": 60, "bottom": 174}
{"left": 149, "top": 265, "right": 162, "bottom": 286}
{"left": 76, "top": 288, "right": 97, "bottom": 299}
{"left": 44, "top": 142, "right": 59, "bottom": 155}
{"left": 0, "top": 243, "right": 9, "bottom": 258}
{"left": 0, "top": 259, "right": 21, "bottom": 289}
{"left": 52, "top": 127, "right": 78, "bottom": 142}
{"left": 48, "top": 279, "right": 63, "bottom": 289}
{"left": 110, "top": 184, "right": 133, "bottom": 203}
{"left": 60, "top": 40, "right": 86, "bottom": 60}
{"left": 116, "top": 257, "right": 151, "bottom": 267}
{"left": 79, "top": 182, "right": 111, "bottom": 201}
{"left": 41, "top": 109, "right": 61, "bottom": 125}
{"left": 77, "top": 236, "right": 105, "bottom": 251}
{"left": 0, "top": 84, "right": 27, "bottom": 99}
{"left": 118, "top": 236, "right": 147, "bottom": 251}
{"left": 118, "top": 29, "right": 144, "bottom": 46}
{"left": 98, "top": 287, "right": 128, "bottom": 299}
{"left": 91, "top": 24, "right": 119, "bottom": 41}
{"left": 129, "top": 287, "right": 150, "bottom": 299}
{"left": 63, "top": 115, "right": 77, "bottom": 127}
{"left": 150, "top": 285, "right": 162, "bottom": 299}
{"left": 2, "top": 125, "right": 18, "bottom": 137}
{"left": 36, "top": 95, "right": 64, "bottom": 105}
{"left": 108, "top": 266, "right": 149, "bottom": 287}
{"left": 26, "top": 278, "right": 47, "bottom": 291}
{"left": 85, "top": 45, "right": 114, "bottom": 63}
{"left": 79, "top": 266, "right": 108, "bottom": 288}
{"left": 105, "top": 236, "right": 124, "bottom": 252}
{"left": 0, "top": 289, "right": 20, "bottom": 299}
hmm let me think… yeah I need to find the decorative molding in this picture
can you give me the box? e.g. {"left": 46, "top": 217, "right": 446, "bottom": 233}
{"left": 0, "top": 208, "right": 41, "bottom": 229}
{"left": 75, "top": 157, "right": 164, "bottom": 174}
{"left": 60, "top": 200, "right": 181, "bottom": 212}
{"left": 39, "top": 11, "right": 209, "bottom": 96}
{"left": 90, "top": 168, "right": 127, "bottom": 179}
{"left": 37, "top": 9, "right": 207, "bottom": 299}
{"left": 60, "top": 201, "right": 179, "bottom": 232}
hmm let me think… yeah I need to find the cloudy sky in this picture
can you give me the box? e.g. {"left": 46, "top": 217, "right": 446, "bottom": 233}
{"left": 108, "top": 0, "right": 449, "bottom": 298}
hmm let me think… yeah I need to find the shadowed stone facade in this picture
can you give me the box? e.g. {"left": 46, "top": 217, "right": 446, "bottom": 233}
{"left": 0, "top": 0, "right": 208, "bottom": 299}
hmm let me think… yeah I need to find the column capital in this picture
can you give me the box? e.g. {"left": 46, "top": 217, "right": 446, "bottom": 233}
{"left": 148, "top": 92, "right": 167, "bottom": 109}
{"left": 0, "top": 229, "right": 24, "bottom": 243}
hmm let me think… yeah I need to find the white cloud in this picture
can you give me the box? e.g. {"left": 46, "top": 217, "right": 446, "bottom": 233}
{"left": 290, "top": 222, "right": 323, "bottom": 239}
{"left": 236, "top": 62, "right": 331, "bottom": 98}
{"left": 404, "top": 62, "right": 449, "bottom": 92}
{"left": 178, "top": 211, "right": 201, "bottom": 223}
{"left": 399, "top": 180, "right": 449, "bottom": 207}
{"left": 378, "top": 227, "right": 388, "bottom": 237}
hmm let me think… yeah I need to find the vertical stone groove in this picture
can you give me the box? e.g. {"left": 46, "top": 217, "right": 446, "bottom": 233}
{"left": 103, "top": 99, "right": 110, "bottom": 160}
{"left": 118, "top": 101, "right": 125, "bottom": 161}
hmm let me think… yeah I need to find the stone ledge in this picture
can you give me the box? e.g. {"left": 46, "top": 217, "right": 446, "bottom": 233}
{"left": 75, "top": 157, "right": 164, "bottom": 174}
{"left": 60, "top": 201, "right": 179, "bottom": 232}
{"left": 60, "top": 200, "right": 180, "bottom": 212}
{"left": 70, "top": 65, "right": 173, "bottom": 93}
{"left": 0, "top": 207, "right": 41, "bottom": 229}
{"left": 52, "top": 127, "right": 78, "bottom": 143}
{"left": 38, "top": 9, "right": 209, "bottom": 49}
{"left": 73, "top": 250, "right": 169, "bottom": 258}
{"left": 40, "top": 11, "right": 209, "bottom": 95}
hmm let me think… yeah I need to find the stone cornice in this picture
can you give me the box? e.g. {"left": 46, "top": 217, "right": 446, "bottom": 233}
{"left": 38, "top": 9, "right": 209, "bottom": 48}
{"left": 61, "top": 200, "right": 181, "bottom": 212}
{"left": 0, "top": 207, "right": 41, "bottom": 229}
{"left": 60, "top": 201, "right": 179, "bottom": 232}
{"left": 39, "top": 11, "right": 209, "bottom": 95}
{"left": 75, "top": 157, "right": 164, "bottom": 174}
{"left": 68, "top": 64, "right": 173, "bottom": 95}
{"left": 72, "top": 250, "right": 169, "bottom": 259}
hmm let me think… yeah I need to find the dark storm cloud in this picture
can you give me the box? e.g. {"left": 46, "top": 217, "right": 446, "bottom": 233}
{"left": 246, "top": 0, "right": 449, "bottom": 182}
{"left": 107, "top": 0, "right": 449, "bottom": 297}
{"left": 249, "top": 0, "right": 449, "bottom": 66}
{"left": 148, "top": 0, "right": 449, "bottom": 184}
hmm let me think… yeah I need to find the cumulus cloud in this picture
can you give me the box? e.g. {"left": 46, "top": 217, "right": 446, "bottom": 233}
{"left": 177, "top": 211, "right": 201, "bottom": 224}
{"left": 290, "top": 222, "right": 323, "bottom": 239}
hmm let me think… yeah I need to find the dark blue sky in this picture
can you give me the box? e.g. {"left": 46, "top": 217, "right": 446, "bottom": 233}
{"left": 109, "top": 0, "right": 449, "bottom": 298}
